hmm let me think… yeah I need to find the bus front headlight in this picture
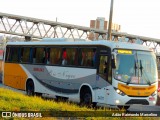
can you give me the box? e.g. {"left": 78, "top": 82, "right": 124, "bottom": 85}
{"left": 151, "top": 91, "right": 157, "bottom": 96}
{"left": 114, "top": 87, "right": 126, "bottom": 96}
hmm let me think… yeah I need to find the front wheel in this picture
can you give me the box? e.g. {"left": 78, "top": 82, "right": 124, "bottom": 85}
{"left": 83, "top": 92, "right": 92, "bottom": 105}
{"left": 80, "top": 88, "right": 93, "bottom": 107}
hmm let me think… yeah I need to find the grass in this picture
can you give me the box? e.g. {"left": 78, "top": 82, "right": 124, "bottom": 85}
{"left": 0, "top": 88, "right": 90, "bottom": 111}
{"left": 0, "top": 88, "right": 159, "bottom": 120}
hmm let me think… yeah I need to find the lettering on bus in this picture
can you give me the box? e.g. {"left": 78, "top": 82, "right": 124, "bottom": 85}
{"left": 48, "top": 70, "right": 75, "bottom": 79}
{"left": 98, "top": 96, "right": 104, "bottom": 101}
{"left": 33, "top": 68, "right": 44, "bottom": 72}
{"left": 118, "top": 50, "right": 132, "bottom": 54}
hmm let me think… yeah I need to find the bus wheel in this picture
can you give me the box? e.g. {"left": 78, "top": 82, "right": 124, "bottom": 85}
{"left": 80, "top": 87, "right": 92, "bottom": 107}
{"left": 26, "top": 80, "right": 35, "bottom": 96}
{"left": 35, "top": 92, "right": 42, "bottom": 97}
{"left": 118, "top": 105, "right": 130, "bottom": 110}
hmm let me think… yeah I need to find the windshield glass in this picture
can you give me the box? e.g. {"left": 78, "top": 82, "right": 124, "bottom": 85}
{"left": 114, "top": 50, "right": 158, "bottom": 85}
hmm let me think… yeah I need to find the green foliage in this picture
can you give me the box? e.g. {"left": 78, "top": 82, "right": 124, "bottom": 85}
{"left": 0, "top": 88, "right": 88, "bottom": 111}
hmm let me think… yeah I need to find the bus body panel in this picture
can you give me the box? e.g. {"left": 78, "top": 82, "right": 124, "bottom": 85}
{"left": 118, "top": 83, "right": 157, "bottom": 97}
{"left": 21, "top": 64, "right": 108, "bottom": 93}
{"left": 5, "top": 63, "right": 110, "bottom": 103}
{"left": 4, "top": 63, "right": 27, "bottom": 90}
{"left": 109, "top": 78, "right": 158, "bottom": 106}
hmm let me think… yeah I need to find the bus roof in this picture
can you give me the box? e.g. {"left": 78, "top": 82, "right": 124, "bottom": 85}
{"left": 6, "top": 38, "right": 152, "bottom": 52}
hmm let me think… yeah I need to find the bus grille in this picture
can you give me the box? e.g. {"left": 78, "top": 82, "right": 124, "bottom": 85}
{"left": 126, "top": 99, "right": 149, "bottom": 105}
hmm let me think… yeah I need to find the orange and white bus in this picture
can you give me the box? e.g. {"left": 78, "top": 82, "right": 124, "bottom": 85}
{"left": 3, "top": 38, "right": 158, "bottom": 109}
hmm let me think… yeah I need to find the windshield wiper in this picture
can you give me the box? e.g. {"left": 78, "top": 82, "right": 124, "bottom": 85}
{"left": 126, "top": 79, "right": 131, "bottom": 85}
{"left": 140, "top": 60, "right": 143, "bottom": 76}
{"left": 134, "top": 60, "right": 137, "bottom": 76}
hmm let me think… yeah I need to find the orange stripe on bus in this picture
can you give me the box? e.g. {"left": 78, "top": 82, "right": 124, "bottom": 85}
{"left": 4, "top": 63, "right": 27, "bottom": 90}
{"left": 118, "top": 83, "right": 156, "bottom": 96}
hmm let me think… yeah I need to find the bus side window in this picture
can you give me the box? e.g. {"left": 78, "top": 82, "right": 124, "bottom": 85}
{"left": 50, "top": 47, "right": 61, "bottom": 65}
{"left": 62, "top": 48, "right": 67, "bottom": 65}
{"left": 11, "top": 47, "right": 19, "bottom": 62}
{"left": 81, "top": 51, "right": 85, "bottom": 66}
{"left": 99, "top": 55, "right": 112, "bottom": 83}
{"left": 20, "top": 47, "right": 30, "bottom": 63}
{"left": 74, "top": 49, "right": 78, "bottom": 65}
{"left": 46, "top": 48, "right": 50, "bottom": 64}
{"left": 5, "top": 47, "right": 11, "bottom": 62}
{"left": 35, "top": 48, "right": 45, "bottom": 64}
{"left": 20, "top": 48, "right": 24, "bottom": 62}
{"left": 92, "top": 48, "right": 97, "bottom": 67}
{"left": 42, "top": 48, "right": 46, "bottom": 63}
{"left": 80, "top": 48, "right": 96, "bottom": 67}
{"left": 66, "top": 48, "right": 78, "bottom": 66}
{"left": 33, "top": 48, "right": 36, "bottom": 63}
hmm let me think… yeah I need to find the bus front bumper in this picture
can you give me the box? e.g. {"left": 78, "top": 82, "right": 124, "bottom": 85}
{"left": 113, "top": 95, "right": 157, "bottom": 106}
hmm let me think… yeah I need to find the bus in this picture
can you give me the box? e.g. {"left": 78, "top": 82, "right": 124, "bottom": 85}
{"left": 3, "top": 38, "right": 158, "bottom": 109}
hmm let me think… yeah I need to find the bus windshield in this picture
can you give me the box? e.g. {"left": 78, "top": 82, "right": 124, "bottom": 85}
{"left": 113, "top": 50, "right": 158, "bottom": 85}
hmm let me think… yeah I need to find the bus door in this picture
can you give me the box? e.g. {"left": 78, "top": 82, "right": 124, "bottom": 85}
{"left": 95, "top": 54, "right": 111, "bottom": 103}
{"left": 98, "top": 55, "right": 109, "bottom": 81}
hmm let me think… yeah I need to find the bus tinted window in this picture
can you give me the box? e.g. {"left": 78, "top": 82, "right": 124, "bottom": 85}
{"left": 33, "top": 48, "right": 45, "bottom": 64}
{"left": 21, "top": 47, "right": 31, "bottom": 63}
{"left": 5, "top": 47, "right": 11, "bottom": 62}
{"left": 80, "top": 48, "right": 96, "bottom": 67}
{"left": 64, "top": 48, "right": 78, "bottom": 66}
{"left": 49, "top": 48, "right": 62, "bottom": 65}
{"left": 11, "top": 47, "right": 19, "bottom": 62}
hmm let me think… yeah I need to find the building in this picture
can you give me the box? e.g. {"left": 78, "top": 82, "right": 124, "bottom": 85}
{"left": 89, "top": 17, "right": 121, "bottom": 40}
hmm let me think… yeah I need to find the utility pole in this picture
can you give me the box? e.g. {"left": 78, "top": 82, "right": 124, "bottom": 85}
{"left": 107, "top": 0, "right": 114, "bottom": 40}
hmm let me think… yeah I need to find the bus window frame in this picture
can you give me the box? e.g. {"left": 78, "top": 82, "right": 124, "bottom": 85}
{"left": 5, "top": 45, "right": 111, "bottom": 71}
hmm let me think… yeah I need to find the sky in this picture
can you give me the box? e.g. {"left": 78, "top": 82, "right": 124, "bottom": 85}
{"left": 0, "top": 0, "right": 160, "bottom": 39}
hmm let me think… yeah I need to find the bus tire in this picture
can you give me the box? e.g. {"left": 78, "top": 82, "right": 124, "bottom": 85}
{"left": 35, "top": 92, "right": 42, "bottom": 97}
{"left": 26, "top": 80, "right": 35, "bottom": 96}
{"left": 118, "top": 105, "right": 130, "bottom": 110}
{"left": 80, "top": 86, "right": 92, "bottom": 107}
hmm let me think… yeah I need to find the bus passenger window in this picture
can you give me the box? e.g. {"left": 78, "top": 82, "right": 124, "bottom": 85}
{"left": 98, "top": 55, "right": 111, "bottom": 83}
{"left": 80, "top": 48, "right": 96, "bottom": 67}
{"left": 66, "top": 48, "right": 78, "bottom": 66}
{"left": 5, "top": 47, "right": 11, "bottom": 62}
{"left": 46, "top": 48, "right": 50, "bottom": 64}
{"left": 62, "top": 48, "right": 67, "bottom": 65}
{"left": 42, "top": 48, "right": 46, "bottom": 63}
{"left": 20, "top": 47, "right": 30, "bottom": 63}
{"left": 33, "top": 48, "right": 36, "bottom": 63}
{"left": 49, "top": 48, "right": 61, "bottom": 65}
{"left": 93, "top": 48, "right": 97, "bottom": 67}
{"left": 11, "top": 47, "right": 19, "bottom": 62}
{"left": 99, "top": 56, "right": 108, "bottom": 79}
{"left": 35, "top": 48, "right": 45, "bottom": 64}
